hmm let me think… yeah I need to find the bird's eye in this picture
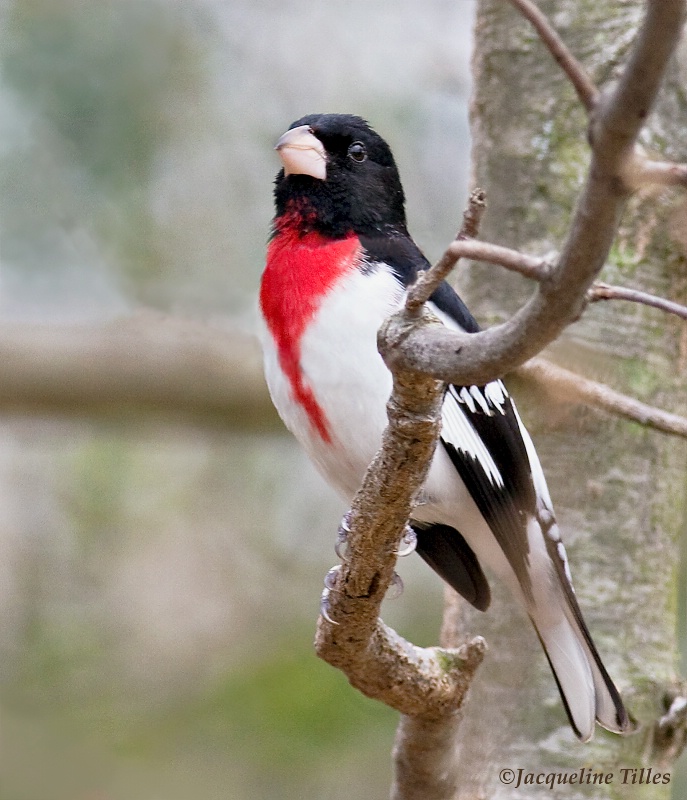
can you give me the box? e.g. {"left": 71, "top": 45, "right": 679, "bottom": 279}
{"left": 347, "top": 142, "right": 368, "bottom": 163}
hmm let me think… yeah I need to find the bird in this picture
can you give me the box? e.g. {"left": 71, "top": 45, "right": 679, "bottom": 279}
{"left": 258, "top": 112, "right": 633, "bottom": 742}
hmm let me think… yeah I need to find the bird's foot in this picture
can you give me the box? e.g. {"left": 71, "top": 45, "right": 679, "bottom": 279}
{"left": 325, "top": 515, "right": 410, "bottom": 620}
{"left": 396, "top": 526, "right": 417, "bottom": 557}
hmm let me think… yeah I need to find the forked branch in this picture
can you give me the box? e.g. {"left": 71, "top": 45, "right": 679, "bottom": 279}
{"left": 381, "top": 0, "right": 686, "bottom": 387}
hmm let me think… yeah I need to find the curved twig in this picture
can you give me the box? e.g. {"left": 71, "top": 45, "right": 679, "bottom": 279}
{"left": 506, "top": 0, "right": 599, "bottom": 111}
{"left": 406, "top": 188, "right": 487, "bottom": 313}
{"left": 437, "top": 238, "right": 552, "bottom": 282}
{"left": 588, "top": 282, "right": 687, "bottom": 320}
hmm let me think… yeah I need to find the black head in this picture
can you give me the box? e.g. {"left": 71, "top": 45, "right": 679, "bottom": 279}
{"left": 273, "top": 113, "right": 407, "bottom": 238}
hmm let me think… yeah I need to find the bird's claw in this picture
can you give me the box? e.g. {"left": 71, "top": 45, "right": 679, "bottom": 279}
{"left": 323, "top": 564, "right": 341, "bottom": 590}
{"left": 326, "top": 516, "right": 408, "bottom": 619}
{"left": 335, "top": 512, "right": 352, "bottom": 562}
{"left": 320, "top": 589, "right": 338, "bottom": 624}
{"left": 396, "top": 526, "right": 417, "bottom": 557}
{"left": 320, "top": 565, "right": 342, "bottom": 625}
{"left": 387, "top": 571, "right": 404, "bottom": 600}
{"left": 325, "top": 513, "right": 352, "bottom": 624}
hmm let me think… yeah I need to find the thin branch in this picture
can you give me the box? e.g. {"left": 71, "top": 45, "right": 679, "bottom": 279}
{"left": 517, "top": 357, "right": 687, "bottom": 440}
{"left": 406, "top": 188, "right": 486, "bottom": 313}
{"left": 314, "top": 308, "right": 485, "bottom": 719}
{"left": 450, "top": 238, "right": 687, "bottom": 321}
{"left": 445, "top": 238, "right": 552, "bottom": 282}
{"left": 506, "top": 0, "right": 599, "bottom": 111}
{"left": 622, "top": 155, "right": 687, "bottom": 189}
{"left": 588, "top": 282, "right": 687, "bottom": 320}
{"left": 459, "top": 187, "right": 488, "bottom": 240}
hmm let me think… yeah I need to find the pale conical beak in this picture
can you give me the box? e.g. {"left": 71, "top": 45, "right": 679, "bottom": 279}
{"left": 275, "top": 125, "right": 327, "bottom": 180}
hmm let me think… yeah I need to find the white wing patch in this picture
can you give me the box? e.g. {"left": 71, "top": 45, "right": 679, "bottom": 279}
{"left": 484, "top": 380, "right": 509, "bottom": 412}
{"left": 454, "top": 381, "right": 509, "bottom": 417}
{"left": 442, "top": 386, "right": 505, "bottom": 488}
{"left": 508, "top": 401, "right": 575, "bottom": 590}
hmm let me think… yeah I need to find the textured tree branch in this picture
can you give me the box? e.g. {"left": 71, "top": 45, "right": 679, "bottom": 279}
{"left": 313, "top": 308, "right": 484, "bottom": 690}
{"left": 587, "top": 282, "right": 687, "bottom": 320}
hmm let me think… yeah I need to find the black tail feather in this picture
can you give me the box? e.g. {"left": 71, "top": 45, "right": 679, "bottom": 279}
{"left": 413, "top": 523, "right": 491, "bottom": 612}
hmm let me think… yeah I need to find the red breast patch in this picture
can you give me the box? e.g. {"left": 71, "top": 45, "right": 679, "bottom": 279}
{"left": 260, "top": 214, "right": 362, "bottom": 442}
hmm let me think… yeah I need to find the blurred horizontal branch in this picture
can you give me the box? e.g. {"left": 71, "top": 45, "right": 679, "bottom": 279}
{"left": 0, "top": 312, "right": 282, "bottom": 430}
{"left": 0, "top": 313, "right": 685, "bottom": 440}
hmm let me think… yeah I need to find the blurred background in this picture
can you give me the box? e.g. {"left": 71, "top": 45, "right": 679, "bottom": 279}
{"left": 1, "top": 1, "right": 477, "bottom": 798}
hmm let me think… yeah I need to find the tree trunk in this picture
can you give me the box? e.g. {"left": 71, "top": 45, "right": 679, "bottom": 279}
{"left": 447, "top": 2, "right": 687, "bottom": 797}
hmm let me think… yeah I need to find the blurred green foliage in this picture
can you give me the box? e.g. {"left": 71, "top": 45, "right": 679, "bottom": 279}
{"left": 5, "top": 2, "right": 191, "bottom": 188}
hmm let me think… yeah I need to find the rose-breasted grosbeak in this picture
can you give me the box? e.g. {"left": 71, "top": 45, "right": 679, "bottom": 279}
{"left": 259, "top": 113, "right": 632, "bottom": 741}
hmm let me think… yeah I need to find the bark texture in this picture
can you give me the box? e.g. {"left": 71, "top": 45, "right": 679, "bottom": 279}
{"left": 446, "top": 2, "right": 687, "bottom": 797}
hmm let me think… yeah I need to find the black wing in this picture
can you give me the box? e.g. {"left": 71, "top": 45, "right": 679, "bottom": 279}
{"left": 413, "top": 522, "right": 491, "bottom": 611}
{"left": 440, "top": 381, "right": 536, "bottom": 604}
